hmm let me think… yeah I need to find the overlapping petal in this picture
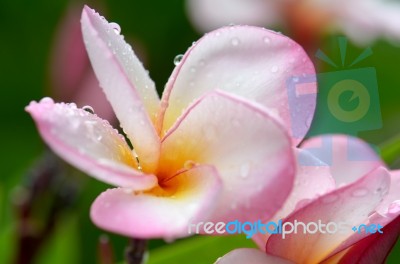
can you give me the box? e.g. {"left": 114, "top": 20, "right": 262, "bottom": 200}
{"left": 252, "top": 149, "right": 336, "bottom": 248}
{"left": 159, "top": 91, "right": 295, "bottom": 223}
{"left": 266, "top": 167, "right": 391, "bottom": 263}
{"left": 301, "top": 135, "right": 383, "bottom": 186}
{"left": 322, "top": 215, "right": 400, "bottom": 264}
{"left": 81, "top": 6, "right": 160, "bottom": 172}
{"left": 91, "top": 165, "right": 222, "bottom": 238}
{"left": 159, "top": 25, "right": 316, "bottom": 145}
{"left": 26, "top": 99, "right": 157, "bottom": 189}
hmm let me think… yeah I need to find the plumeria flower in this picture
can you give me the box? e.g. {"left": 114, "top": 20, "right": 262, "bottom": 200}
{"left": 216, "top": 135, "right": 400, "bottom": 263}
{"left": 187, "top": 0, "right": 400, "bottom": 45}
{"left": 26, "top": 6, "right": 317, "bottom": 239}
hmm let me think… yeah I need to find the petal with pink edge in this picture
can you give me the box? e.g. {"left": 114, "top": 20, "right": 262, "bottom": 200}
{"left": 216, "top": 248, "right": 294, "bottom": 264}
{"left": 266, "top": 167, "right": 390, "bottom": 264}
{"left": 81, "top": 6, "right": 160, "bottom": 171}
{"left": 26, "top": 99, "right": 157, "bottom": 189}
{"left": 252, "top": 148, "right": 335, "bottom": 248}
{"left": 321, "top": 215, "right": 400, "bottom": 264}
{"left": 301, "top": 135, "right": 383, "bottom": 187}
{"left": 159, "top": 26, "right": 316, "bottom": 145}
{"left": 159, "top": 91, "right": 295, "bottom": 224}
{"left": 329, "top": 170, "right": 400, "bottom": 255}
{"left": 90, "top": 165, "right": 222, "bottom": 239}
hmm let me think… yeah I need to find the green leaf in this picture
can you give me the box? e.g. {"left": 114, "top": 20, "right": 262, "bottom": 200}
{"left": 380, "top": 134, "right": 400, "bottom": 166}
{"left": 147, "top": 235, "right": 256, "bottom": 264}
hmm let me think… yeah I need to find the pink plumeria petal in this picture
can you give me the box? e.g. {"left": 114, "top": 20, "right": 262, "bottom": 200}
{"left": 159, "top": 26, "right": 316, "bottom": 145}
{"left": 376, "top": 170, "right": 400, "bottom": 216}
{"left": 81, "top": 6, "right": 160, "bottom": 172}
{"left": 301, "top": 135, "right": 383, "bottom": 187}
{"left": 266, "top": 167, "right": 390, "bottom": 263}
{"left": 329, "top": 170, "right": 400, "bottom": 256}
{"left": 26, "top": 99, "right": 157, "bottom": 189}
{"left": 159, "top": 91, "right": 295, "bottom": 223}
{"left": 186, "top": 0, "right": 281, "bottom": 33}
{"left": 252, "top": 148, "right": 335, "bottom": 248}
{"left": 324, "top": 215, "right": 400, "bottom": 264}
{"left": 90, "top": 165, "right": 222, "bottom": 239}
{"left": 215, "top": 248, "right": 294, "bottom": 264}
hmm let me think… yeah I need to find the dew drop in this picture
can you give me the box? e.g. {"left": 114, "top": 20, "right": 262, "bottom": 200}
{"left": 270, "top": 66, "right": 278, "bottom": 73}
{"left": 190, "top": 66, "right": 196, "bottom": 73}
{"left": 352, "top": 188, "right": 369, "bottom": 197}
{"left": 240, "top": 163, "right": 250, "bottom": 178}
{"left": 40, "top": 97, "right": 54, "bottom": 104}
{"left": 231, "top": 38, "right": 240, "bottom": 46}
{"left": 184, "top": 160, "right": 196, "bottom": 169}
{"left": 123, "top": 188, "right": 133, "bottom": 194}
{"left": 231, "top": 118, "right": 240, "bottom": 127}
{"left": 109, "top": 22, "right": 121, "bottom": 34}
{"left": 388, "top": 200, "right": 400, "bottom": 214}
{"left": 174, "top": 54, "right": 184, "bottom": 66}
{"left": 263, "top": 37, "right": 270, "bottom": 44}
{"left": 82, "top": 105, "right": 95, "bottom": 114}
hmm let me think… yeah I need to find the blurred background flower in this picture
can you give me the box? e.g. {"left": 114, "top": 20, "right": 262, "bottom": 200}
{"left": 186, "top": 0, "right": 400, "bottom": 51}
{"left": 1, "top": 0, "right": 400, "bottom": 263}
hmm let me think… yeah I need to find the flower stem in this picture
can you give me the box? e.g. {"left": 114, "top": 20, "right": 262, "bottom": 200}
{"left": 125, "top": 238, "right": 148, "bottom": 264}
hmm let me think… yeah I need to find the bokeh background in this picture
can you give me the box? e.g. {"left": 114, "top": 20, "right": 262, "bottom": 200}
{"left": 1, "top": 0, "right": 400, "bottom": 263}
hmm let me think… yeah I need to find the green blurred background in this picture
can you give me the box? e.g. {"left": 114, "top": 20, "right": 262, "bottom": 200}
{"left": 1, "top": 0, "right": 399, "bottom": 263}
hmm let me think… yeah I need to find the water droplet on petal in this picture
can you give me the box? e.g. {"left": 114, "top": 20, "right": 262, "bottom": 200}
{"left": 109, "top": 22, "right": 121, "bottom": 34}
{"left": 83, "top": 105, "right": 95, "bottom": 114}
{"left": 40, "top": 97, "right": 54, "bottom": 104}
{"left": 184, "top": 160, "right": 196, "bottom": 169}
{"left": 388, "top": 200, "right": 400, "bottom": 214}
{"left": 231, "top": 118, "right": 240, "bottom": 127}
{"left": 240, "top": 163, "right": 250, "bottom": 178}
{"left": 270, "top": 66, "right": 278, "bottom": 73}
{"left": 190, "top": 66, "right": 196, "bottom": 73}
{"left": 321, "top": 194, "right": 339, "bottom": 204}
{"left": 123, "top": 188, "right": 133, "bottom": 194}
{"left": 352, "top": 188, "right": 369, "bottom": 197}
{"left": 231, "top": 38, "right": 240, "bottom": 46}
{"left": 263, "top": 37, "right": 270, "bottom": 44}
{"left": 174, "top": 54, "right": 184, "bottom": 66}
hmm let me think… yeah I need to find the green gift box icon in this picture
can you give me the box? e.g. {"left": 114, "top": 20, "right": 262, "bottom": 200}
{"left": 288, "top": 38, "right": 382, "bottom": 165}
{"left": 308, "top": 67, "right": 382, "bottom": 137}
